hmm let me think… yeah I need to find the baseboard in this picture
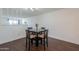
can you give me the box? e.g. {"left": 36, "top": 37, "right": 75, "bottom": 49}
{"left": 0, "top": 36, "right": 26, "bottom": 45}
{"left": 48, "top": 35, "right": 79, "bottom": 45}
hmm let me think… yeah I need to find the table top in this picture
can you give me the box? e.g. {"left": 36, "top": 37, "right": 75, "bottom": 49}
{"left": 26, "top": 29, "right": 45, "bottom": 33}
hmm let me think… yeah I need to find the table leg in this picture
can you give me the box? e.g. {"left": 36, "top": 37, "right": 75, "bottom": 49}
{"left": 36, "top": 37, "right": 39, "bottom": 47}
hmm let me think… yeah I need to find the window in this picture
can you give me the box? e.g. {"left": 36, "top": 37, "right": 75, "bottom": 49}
{"left": 9, "top": 20, "right": 18, "bottom": 25}
{"left": 8, "top": 18, "right": 27, "bottom": 25}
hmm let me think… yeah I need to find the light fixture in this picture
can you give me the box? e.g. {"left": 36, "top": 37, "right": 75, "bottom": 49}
{"left": 30, "top": 8, "right": 34, "bottom": 11}
{"left": 24, "top": 8, "right": 39, "bottom": 11}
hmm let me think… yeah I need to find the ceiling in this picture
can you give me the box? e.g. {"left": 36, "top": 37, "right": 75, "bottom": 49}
{"left": 1, "top": 8, "right": 62, "bottom": 18}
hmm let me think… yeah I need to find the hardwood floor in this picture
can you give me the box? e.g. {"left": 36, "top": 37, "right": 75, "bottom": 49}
{"left": 0, "top": 37, "right": 79, "bottom": 51}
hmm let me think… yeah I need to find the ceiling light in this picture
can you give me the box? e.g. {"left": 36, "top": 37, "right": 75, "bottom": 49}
{"left": 25, "top": 8, "right": 28, "bottom": 10}
{"left": 24, "top": 8, "right": 39, "bottom": 11}
{"left": 30, "top": 8, "right": 34, "bottom": 11}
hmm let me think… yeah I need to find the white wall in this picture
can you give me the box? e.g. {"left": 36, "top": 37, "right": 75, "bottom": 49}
{"left": 0, "top": 25, "right": 26, "bottom": 44}
{"left": 0, "top": 9, "right": 39, "bottom": 44}
{"left": 0, "top": 16, "right": 36, "bottom": 44}
{"left": 0, "top": 17, "right": 25, "bottom": 44}
{"left": 29, "top": 9, "right": 79, "bottom": 45}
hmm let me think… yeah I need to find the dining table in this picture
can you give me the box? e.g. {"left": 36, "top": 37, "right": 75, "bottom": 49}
{"left": 27, "top": 29, "right": 45, "bottom": 47}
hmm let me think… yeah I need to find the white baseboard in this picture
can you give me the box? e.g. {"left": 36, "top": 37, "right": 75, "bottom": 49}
{"left": 48, "top": 35, "right": 79, "bottom": 45}
{"left": 0, "top": 36, "right": 25, "bottom": 45}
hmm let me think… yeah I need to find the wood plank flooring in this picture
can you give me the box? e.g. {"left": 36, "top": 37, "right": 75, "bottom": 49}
{"left": 0, "top": 37, "right": 79, "bottom": 51}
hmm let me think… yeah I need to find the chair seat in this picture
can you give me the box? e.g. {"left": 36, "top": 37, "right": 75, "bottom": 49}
{"left": 30, "top": 35, "right": 36, "bottom": 39}
{"left": 38, "top": 34, "right": 44, "bottom": 38}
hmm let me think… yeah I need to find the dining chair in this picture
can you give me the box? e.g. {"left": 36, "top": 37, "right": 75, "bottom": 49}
{"left": 28, "top": 30, "right": 36, "bottom": 51}
{"left": 38, "top": 29, "right": 48, "bottom": 50}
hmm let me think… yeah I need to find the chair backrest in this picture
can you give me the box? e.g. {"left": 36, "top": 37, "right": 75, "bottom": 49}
{"left": 28, "top": 30, "right": 36, "bottom": 39}
{"left": 38, "top": 29, "right": 48, "bottom": 39}
{"left": 26, "top": 30, "right": 35, "bottom": 38}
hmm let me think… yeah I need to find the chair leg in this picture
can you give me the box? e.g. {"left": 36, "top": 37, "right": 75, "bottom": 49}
{"left": 26, "top": 37, "right": 28, "bottom": 51}
{"left": 31, "top": 39, "right": 33, "bottom": 45}
{"left": 46, "top": 39, "right": 48, "bottom": 47}
{"left": 41, "top": 39, "right": 42, "bottom": 44}
{"left": 28, "top": 39, "right": 31, "bottom": 51}
{"left": 44, "top": 39, "right": 45, "bottom": 50}
{"left": 26, "top": 39, "right": 27, "bottom": 50}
